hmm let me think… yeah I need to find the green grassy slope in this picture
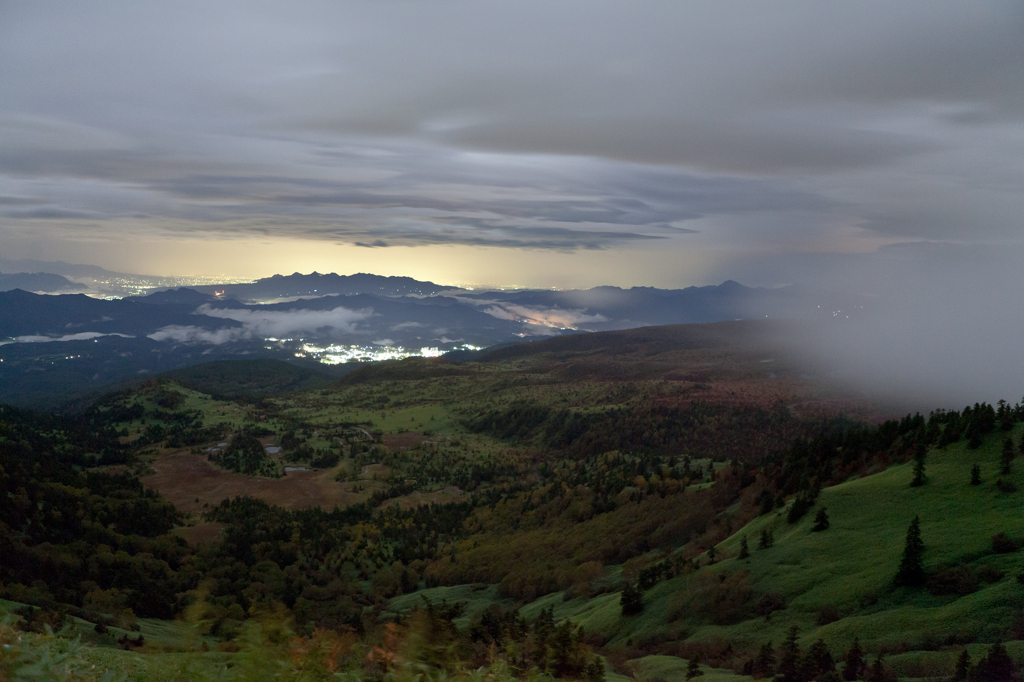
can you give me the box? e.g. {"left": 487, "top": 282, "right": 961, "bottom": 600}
{"left": 542, "top": 427, "right": 1024, "bottom": 675}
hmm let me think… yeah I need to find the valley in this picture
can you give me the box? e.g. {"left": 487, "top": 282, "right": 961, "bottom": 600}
{"left": 3, "top": 320, "right": 1022, "bottom": 681}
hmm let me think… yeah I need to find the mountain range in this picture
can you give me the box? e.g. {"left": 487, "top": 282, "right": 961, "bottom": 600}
{"left": 0, "top": 269, "right": 865, "bottom": 408}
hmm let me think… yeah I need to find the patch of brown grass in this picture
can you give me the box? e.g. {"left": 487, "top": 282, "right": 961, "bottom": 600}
{"left": 141, "top": 449, "right": 368, "bottom": 512}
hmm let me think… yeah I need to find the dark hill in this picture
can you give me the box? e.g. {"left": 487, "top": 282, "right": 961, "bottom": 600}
{"left": 161, "top": 359, "right": 337, "bottom": 398}
{"left": 192, "top": 271, "right": 457, "bottom": 301}
{"left": 0, "top": 272, "right": 84, "bottom": 292}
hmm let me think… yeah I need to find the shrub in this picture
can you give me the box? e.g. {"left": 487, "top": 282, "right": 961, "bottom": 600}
{"left": 816, "top": 604, "right": 840, "bottom": 625}
{"left": 978, "top": 564, "right": 1005, "bottom": 584}
{"left": 756, "top": 591, "right": 786, "bottom": 618}
{"left": 927, "top": 563, "right": 979, "bottom": 596}
{"left": 996, "top": 479, "right": 1017, "bottom": 493}
{"left": 787, "top": 488, "right": 819, "bottom": 524}
{"left": 992, "top": 532, "right": 1018, "bottom": 554}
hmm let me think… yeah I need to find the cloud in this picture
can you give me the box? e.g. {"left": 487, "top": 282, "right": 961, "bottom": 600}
{"left": 144, "top": 305, "right": 375, "bottom": 345}
{"left": 196, "top": 304, "right": 373, "bottom": 337}
{"left": 147, "top": 326, "right": 244, "bottom": 345}
{"left": 391, "top": 321, "right": 425, "bottom": 330}
{"left": 481, "top": 304, "right": 608, "bottom": 330}
{"left": 0, "top": 331, "right": 134, "bottom": 345}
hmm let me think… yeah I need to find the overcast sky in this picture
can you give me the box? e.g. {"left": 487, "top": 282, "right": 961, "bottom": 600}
{"left": 1, "top": 1, "right": 1023, "bottom": 292}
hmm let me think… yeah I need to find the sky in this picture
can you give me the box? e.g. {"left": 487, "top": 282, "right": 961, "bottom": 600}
{"left": 1, "top": 1, "right": 1023, "bottom": 293}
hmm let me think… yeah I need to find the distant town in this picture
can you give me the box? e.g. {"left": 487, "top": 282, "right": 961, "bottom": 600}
{"left": 270, "top": 338, "right": 481, "bottom": 365}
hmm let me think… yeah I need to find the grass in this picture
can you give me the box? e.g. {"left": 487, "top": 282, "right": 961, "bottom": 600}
{"left": 502, "top": 427, "right": 1024, "bottom": 672}
{"left": 628, "top": 655, "right": 749, "bottom": 682}
{"left": 375, "top": 426, "right": 1024, "bottom": 677}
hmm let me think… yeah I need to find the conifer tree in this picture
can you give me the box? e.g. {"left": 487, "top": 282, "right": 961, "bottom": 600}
{"left": 971, "top": 464, "right": 982, "bottom": 486}
{"left": 739, "top": 535, "right": 750, "bottom": 560}
{"left": 620, "top": 583, "right": 643, "bottom": 616}
{"left": 953, "top": 649, "right": 971, "bottom": 682}
{"left": 812, "top": 507, "right": 830, "bottom": 532}
{"left": 759, "top": 527, "right": 774, "bottom": 549}
{"left": 775, "top": 626, "right": 802, "bottom": 682}
{"left": 842, "top": 638, "right": 865, "bottom": 681}
{"left": 910, "top": 442, "right": 927, "bottom": 487}
{"left": 801, "top": 639, "right": 836, "bottom": 681}
{"left": 755, "top": 641, "right": 777, "bottom": 678}
{"left": 867, "top": 654, "right": 886, "bottom": 682}
{"left": 975, "top": 641, "right": 1014, "bottom": 682}
{"left": 687, "top": 657, "right": 704, "bottom": 680}
{"left": 894, "top": 515, "right": 925, "bottom": 587}
{"left": 1001, "top": 438, "right": 1014, "bottom": 476}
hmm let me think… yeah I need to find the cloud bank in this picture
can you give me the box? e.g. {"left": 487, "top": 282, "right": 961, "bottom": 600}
{"left": 148, "top": 305, "right": 374, "bottom": 344}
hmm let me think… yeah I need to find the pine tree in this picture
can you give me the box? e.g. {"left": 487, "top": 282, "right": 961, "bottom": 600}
{"left": 775, "top": 626, "right": 802, "bottom": 682}
{"left": 759, "top": 527, "right": 774, "bottom": 549}
{"left": 953, "top": 649, "right": 971, "bottom": 682}
{"left": 975, "top": 642, "right": 1014, "bottom": 682}
{"left": 812, "top": 507, "right": 830, "bottom": 532}
{"left": 620, "top": 583, "right": 643, "bottom": 616}
{"left": 687, "top": 657, "right": 704, "bottom": 680}
{"left": 754, "top": 641, "right": 777, "bottom": 678}
{"left": 739, "top": 535, "right": 750, "bottom": 560}
{"left": 842, "top": 638, "right": 865, "bottom": 681}
{"left": 707, "top": 546, "right": 718, "bottom": 564}
{"left": 894, "top": 515, "right": 925, "bottom": 587}
{"left": 971, "top": 464, "right": 982, "bottom": 486}
{"left": 1001, "top": 438, "right": 1014, "bottom": 476}
{"left": 867, "top": 654, "right": 886, "bottom": 682}
{"left": 910, "top": 442, "right": 927, "bottom": 487}
{"left": 801, "top": 639, "right": 836, "bottom": 681}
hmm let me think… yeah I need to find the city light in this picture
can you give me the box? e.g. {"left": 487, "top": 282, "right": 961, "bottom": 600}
{"left": 274, "top": 341, "right": 482, "bottom": 365}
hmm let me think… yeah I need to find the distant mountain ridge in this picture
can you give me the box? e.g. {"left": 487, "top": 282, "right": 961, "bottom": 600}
{"left": 0, "top": 272, "right": 84, "bottom": 293}
{"left": 190, "top": 271, "right": 457, "bottom": 300}
{"left": 0, "top": 259, "right": 135, "bottom": 279}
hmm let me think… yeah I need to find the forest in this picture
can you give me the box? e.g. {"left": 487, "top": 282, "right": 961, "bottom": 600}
{"left": 3, "top": 354, "right": 1024, "bottom": 681}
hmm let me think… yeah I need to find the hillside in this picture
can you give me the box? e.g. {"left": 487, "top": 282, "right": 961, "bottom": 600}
{"left": 1, "top": 324, "right": 1022, "bottom": 680}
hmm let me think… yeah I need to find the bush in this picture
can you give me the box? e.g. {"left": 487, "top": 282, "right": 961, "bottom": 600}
{"left": 755, "top": 591, "right": 786, "bottom": 618}
{"left": 992, "top": 532, "right": 1018, "bottom": 554}
{"left": 787, "top": 488, "right": 819, "bottom": 524}
{"left": 978, "top": 564, "right": 1005, "bottom": 583}
{"left": 927, "top": 563, "right": 979, "bottom": 596}
{"left": 816, "top": 604, "right": 840, "bottom": 625}
{"left": 996, "top": 479, "right": 1017, "bottom": 493}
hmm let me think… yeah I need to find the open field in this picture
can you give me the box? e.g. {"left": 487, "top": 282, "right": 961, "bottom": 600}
{"left": 141, "top": 447, "right": 365, "bottom": 513}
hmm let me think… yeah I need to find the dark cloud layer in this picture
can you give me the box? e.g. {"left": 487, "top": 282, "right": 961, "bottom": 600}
{"left": 3, "top": 0, "right": 1021, "bottom": 257}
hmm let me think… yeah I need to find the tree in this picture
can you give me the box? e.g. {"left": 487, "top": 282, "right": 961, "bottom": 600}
{"left": 1002, "top": 438, "right": 1014, "bottom": 476}
{"left": 687, "top": 656, "right": 705, "bottom": 680}
{"left": 812, "top": 507, "right": 830, "bottom": 532}
{"left": 911, "top": 442, "right": 927, "bottom": 487}
{"left": 754, "top": 641, "right": 777, "bottom": 678}
{"left": 975, "top": 642, "right": 1015, "bottom": 682}
{"left": 707, "top": 546, "right": 718, "bottom": 564}
{"left": 739, "top": 535, "right": 750, "bottom": 560}
{"left": 842, "top": 638, "right": 865, "bottom": 681}
{"left": 775, "top": 626, "right": 802, "bottom": 682}
{"left": 894, "top": 515, "right": 925, "bottom": 587}
{"left": 585, "top": 658, "right": 605, "bottom": 682}
{"left": 971, "top": 464, "right": 982, "bottom": 486}
{"left": 953, "top": 649, "right": 971, "bottom": 682}
{"left": 759, "top": 528, "right": 775, "bottom": 549}
{"left": 620, "top": 583, "right": 643, "bottom": 616}
{"left": 867, "top": 654, "right": 886, "bottom": 682}
{"left": 801, "top": 639, "right": 836, "bottom": 681}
